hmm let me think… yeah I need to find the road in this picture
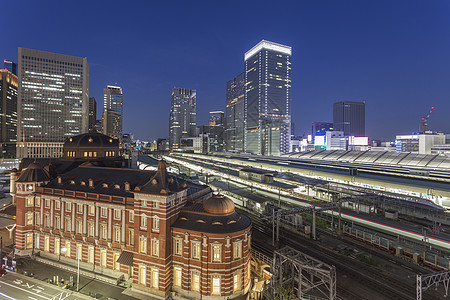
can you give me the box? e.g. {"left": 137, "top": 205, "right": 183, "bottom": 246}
{"left": 0, "top": 272, "right": 81, "bottom": 300}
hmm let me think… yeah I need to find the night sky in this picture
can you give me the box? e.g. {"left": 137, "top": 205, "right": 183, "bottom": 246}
{"left": 3, "top": 0, "right": 450, "bottom": 141}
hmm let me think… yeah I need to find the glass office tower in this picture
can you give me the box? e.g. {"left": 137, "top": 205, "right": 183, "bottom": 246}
{"left": 0, "top": 69, "right": 18, "bottom": 157}
{"left": 17, "top": 48, "right": 89, "bottom": 158}
{"left": 102, "top": 85, "right": 123, "bottom": 140}
{"left": 169, "top": 87, "right": 196, "bottom": 150}
{"left": 333, "top": 101, "right": 365, "bottom": 137}
{"left": 225, "top": 72, "right": 245, "bottom": 152}
{"left": 244, "top": 40, "right": 292, "bottom": 156}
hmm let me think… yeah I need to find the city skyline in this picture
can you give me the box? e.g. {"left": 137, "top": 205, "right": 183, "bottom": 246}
{"left": 3, "top": 0, "right": 450, "bottom": 141}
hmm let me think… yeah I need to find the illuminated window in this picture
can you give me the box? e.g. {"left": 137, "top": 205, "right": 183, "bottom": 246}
{"left": 65, "top": 241, "right": 71, "bottom": 257}
{"left": 140, "top": 214, "right": 147, "bottom": 228}
{"left": 26, "top": 212, "right": 33, "bottom": 225}
{"left": 54, "top": 238, "right": 60, "bottom": 255}
{"left": 89, "top": 205, "right": 95, "bottom": 215}
{"left": 139, "top": 237, "right": 147, "bottom": 254}
{"left": 44, "top": 236, "right": 49, "bottom": 252}
{"left": 139, "top": 265, "right": 146, "bottom": 285}
{"left": 114, "top": 252, "right": 120, "bottom": 270}
{"left": 152, "top": 268, "right": 159, "bottom": 288}
{"left": 129, "top": 210, "right": 134, "bottom": 222}
{"left": 101, "top": 249, "right": 107, "bottom": 267}
{"left": 100, "top": 224, "right": 107, "bottom": 240}
{"left": 55, "top": 215, "right": 60, "bottom": 229}
{"left": 191, "top": 272, "right": 200, "bottom": 292}
{"left": 212, "top": 244, "right": 221, "bottom": 262}
{"left": 174, "top": 266, "right": 182, "bottom": 287}
{"left": 151, "top": 239, "right": 159, "bottom": 257}
{"left": 101, "top": 207, "right": 107, "bottom": 217}
{"left": 173, "top": 238, "right": 182, "bottom": 256}
{"left": 84, "top": 152, "right": 88, "bottom": 157}
{"left": 128, "top": 228, "right": 134, "bottom": 245}
{"left": 233, "top": 273, "right": 241, "bottom": 292}
{"left": 191, "top": 241, "right": 200, "bottom": 259}
{"left": 114, "top": 227, "right": 120, "bottom": 242}
{"left": 212, "top": 276, "right": 221, "bottom": 295}
{"left": 153, "top": 216, "right": 159, "bottom": 232}
{"left": 64, "top": 217, "right": 71, "bottom": 232}
{"left": 26, "top": 197, "right": 34, "bottom": 207}
{"left": 76, "top": 220, "right": 82, "bottom": 234}
{"left": 233, "top": 241, "right": 242, "bottom": 259}
{"left": 88, "top": 246, "right": 94, "bottom": 264}
{"left": 26, "top": 233, "right": 33, "bottom": 249}
{"left": 88, "top": 222, "right": 94, "bottom": 237}
{"left": 77, "top": 243, "right": 82, "bottom": 260}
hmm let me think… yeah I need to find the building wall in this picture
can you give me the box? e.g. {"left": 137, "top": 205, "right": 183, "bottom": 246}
{"left": 0, "top": 69, "right": 18, "bottom": 157}
{"left": 169, "top": 88, "right": 196, "bottom": 150}
{"left": 244, "top": 41, "right": 291, "bottom": 156}
{"left": 17, "top": 48, "right": 89, "bottom": 148}
{"left": 89, "top": 97, "right": 97, "bottom": 131}
{"left": 333, "top": 101, "right": 365, "bottom": 137}
{"left": 102, "top": 86, "right": 123, "bottom": 140}
{"left": 226, "top": 73, "right": 245, "bottom": 152}
{"left": 171, "top": 227, "right": 251, "bottom": 298}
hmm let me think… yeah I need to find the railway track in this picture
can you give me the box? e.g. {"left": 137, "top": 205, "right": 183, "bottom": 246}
{"left": 247, "top": 211, "right": 434, "bottom": 300}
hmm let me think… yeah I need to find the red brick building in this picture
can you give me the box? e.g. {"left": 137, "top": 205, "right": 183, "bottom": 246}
{"left": 13, "top": 132, "right": 251, "bottom": 299}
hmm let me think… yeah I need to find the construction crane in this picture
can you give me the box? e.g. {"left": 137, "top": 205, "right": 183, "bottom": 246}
{"left": 421, "top": 106, "right": 435, "bottom": 134}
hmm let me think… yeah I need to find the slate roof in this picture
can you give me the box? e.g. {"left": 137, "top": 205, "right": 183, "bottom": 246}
{"left": 17, "top": 162, "right": 50, "bottom": 183}
{"left": 43, "top": 162, "right": 198, "bottom": 198}
{"left": 116, "top": 251, "right": 133, "bottom": 266}
{"left": 172, "top": 201, "right": 251, "bottom": 234}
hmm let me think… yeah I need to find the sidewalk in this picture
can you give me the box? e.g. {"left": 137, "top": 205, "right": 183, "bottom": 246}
{"left": 15, "top": 256, "right": 138, "bottom": 299}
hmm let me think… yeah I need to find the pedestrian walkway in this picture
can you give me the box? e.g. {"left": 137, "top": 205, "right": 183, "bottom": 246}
{"left": 16, "top": 257, "right": 138, "bottom": 299}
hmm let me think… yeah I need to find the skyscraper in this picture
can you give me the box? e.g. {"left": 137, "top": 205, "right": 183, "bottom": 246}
{"left": 225, "top": 72, "right": 245, "bottom": 152}
{"left": 169, "top": 87, "right": 196, "bottom": 150}
{"left": 0, "top": 69, "right": 18, "bottom": 157}
{"left": 209, "top": 111, "right": 224, "bottom": 126}
{"left": 244, "top": 40, "right": 292, "bottom": 156}
{"left": 88, "top": 97, "right": 97, "bottom": 131}
{"left": 17, "top": 48, "right": 89, "bottom": 158}
{"left": 3, "top": 60, "right": 17, "bottom": 75}
{"left": 102, "top": 85, "right": 123, "bottom": 140}
{"left": 333, "top": 101, "right": 365, "bottom": 137}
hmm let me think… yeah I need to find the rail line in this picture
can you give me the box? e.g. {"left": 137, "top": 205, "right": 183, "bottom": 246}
{"left": 248, "top": 212, "right": 435, "bottom": 300}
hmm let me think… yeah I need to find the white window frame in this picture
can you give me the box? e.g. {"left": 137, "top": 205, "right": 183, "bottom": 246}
{"left": 191, "top": 241, "right": 201, "bottom": 259}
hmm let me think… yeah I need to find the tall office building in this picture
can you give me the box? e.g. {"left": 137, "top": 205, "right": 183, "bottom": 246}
{"left": 0, "top": 69, "right": 18, "bottom": 157}
{"left": 333, "top": 101, "right": 365, "bottom": 137}
{"left": 88, "top": 97, "right": 96, "bottom": 131}
{"left": 312, "top": 122, "right": 333, "bottom": 137}
{"left": 225, "top": 72, "right": 245, "bottom": 152}
{"left": 169, "top": 87, "right": 196, "bottom": 149}
{"left": 17, "top": 48, "right": 89, "bottom": 158}
{"left": 209, "top": 111, "right": 224, "bottom": 126}
{"left": 102, "top": 85, "right": 123, "bottom": 140}
{"left": 3, "top": 60, "right": 17, "bottom": 75}
{"left": 244, "top": 40, "right": 292, "bottom": 156}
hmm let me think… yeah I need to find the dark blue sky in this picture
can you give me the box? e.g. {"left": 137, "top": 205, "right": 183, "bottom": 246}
{"left": 3, "top": 0, "right": 450, "bottom": 141}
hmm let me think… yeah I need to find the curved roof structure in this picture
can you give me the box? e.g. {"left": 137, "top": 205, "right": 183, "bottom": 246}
{"left": 173, "top": 193, "right": 250, "bottom": 234}
{"left": 284, "top": 150, "right": 450, "bottom": 169}
{"left": 203, "top": 193, "right": 235, "bottom": 215}
{"left": 17, "top": 162, "right": 50, "bottom": 183}
{"left": 64, "top": 131, "right": 119, "bottom": 149}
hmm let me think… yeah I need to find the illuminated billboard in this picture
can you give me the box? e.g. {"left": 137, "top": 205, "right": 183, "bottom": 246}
{"left": 314, "top": 135, "right": 325, "bottom": 146}
{"left": 349, "top": 136, "right": 369, "bottom": 146}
